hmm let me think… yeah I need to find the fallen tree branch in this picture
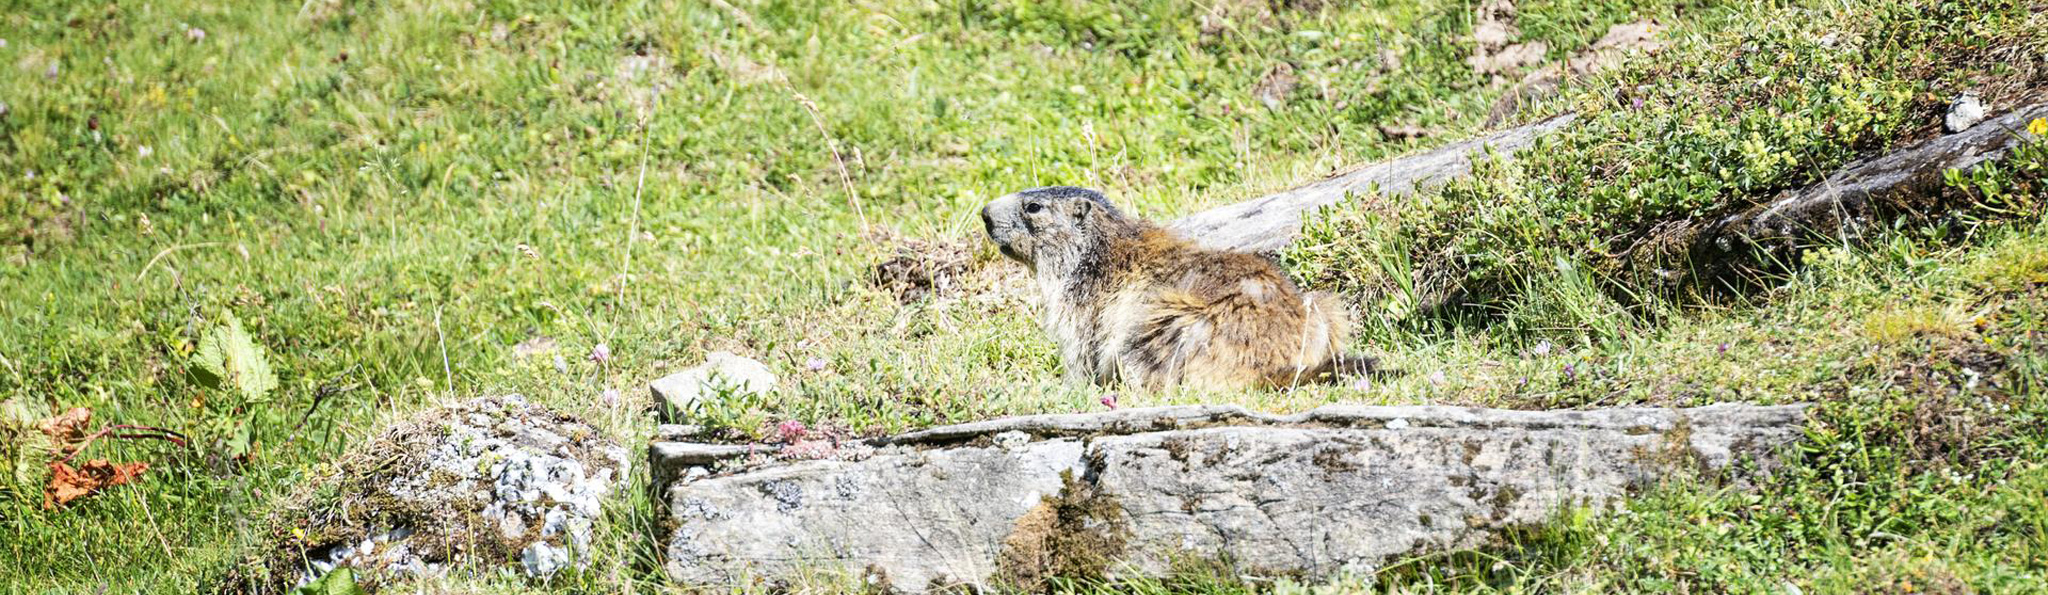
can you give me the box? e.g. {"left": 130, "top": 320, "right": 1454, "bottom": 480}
{"left": 1171, "top": 98, "right": 2045, "bottom": 292}
{"left": 1171, "top": 113, "right": 1578, "bottom": 253}
{"left": 1628, "top": 99, "right": 2048, "bottom": 281}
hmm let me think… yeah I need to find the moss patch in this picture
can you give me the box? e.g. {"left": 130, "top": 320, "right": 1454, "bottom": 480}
{"left": 997, "top": 470, "right": 1132, "bottom": 591}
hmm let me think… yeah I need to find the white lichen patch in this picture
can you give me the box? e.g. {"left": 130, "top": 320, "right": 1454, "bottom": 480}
{"left": 280, "top": 394, "right": 628, "bottom": 592}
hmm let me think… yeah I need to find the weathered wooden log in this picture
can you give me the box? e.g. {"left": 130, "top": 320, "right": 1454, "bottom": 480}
{"left": 1170, "top": 114, "right": 1577, "bottom": 254}
{"left": 1676, "top": 100, "right": 2048, "bottom": 264}
{"left": 1174, "top": 100, "right": 2044, "bottom": 262}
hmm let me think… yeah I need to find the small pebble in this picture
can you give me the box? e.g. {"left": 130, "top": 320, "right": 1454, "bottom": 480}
{"left": 1944, "top": 92, "right": 1985, "bottom": 133}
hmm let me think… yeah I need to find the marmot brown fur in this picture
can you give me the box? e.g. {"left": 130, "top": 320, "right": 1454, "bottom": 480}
{"left": 980, "top": 186, "right": 1352, "bottom": 391}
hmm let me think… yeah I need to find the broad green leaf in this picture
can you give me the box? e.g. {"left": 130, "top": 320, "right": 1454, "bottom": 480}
{"left": 190, "top": 311, "right": 278, "bottom": 404}
{"left": 227, "top": 421, "right": 253, "bottom": 459}
{"left": 292, "top": 567, "right": 365, "bottom": 595}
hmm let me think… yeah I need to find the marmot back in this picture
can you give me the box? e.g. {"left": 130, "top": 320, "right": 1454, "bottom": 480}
{"left": 980, "top": 186, "right": 1353, "bottom": 391}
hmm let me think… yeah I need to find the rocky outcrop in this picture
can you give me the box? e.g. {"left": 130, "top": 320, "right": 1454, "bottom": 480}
{"left": 236, "top": 395, "right": 630, "bottom": 593}
{"left": 654, "top": 403, "right": 1806, "bottom": 592}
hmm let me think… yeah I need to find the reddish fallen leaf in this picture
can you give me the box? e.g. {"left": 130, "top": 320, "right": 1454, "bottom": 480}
{"left": 44, "top": 459, "right": 149, "bottom": 509}
{"left": 38, "top": 407, "right": 92, "bottom": 454}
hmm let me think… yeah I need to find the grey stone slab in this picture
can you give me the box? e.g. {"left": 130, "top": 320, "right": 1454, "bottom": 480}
{"left": 656, "top": 403, "right": 1806, "bottom": 592}
{"left": 663, "top": 438, "right": 1089, "bottom": 591}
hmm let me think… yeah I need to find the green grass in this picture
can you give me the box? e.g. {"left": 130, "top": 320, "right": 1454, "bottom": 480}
{"left": 1, "top": 0, "right": 2045, "bottom": 592}
{"left": 1285, "top": 0, "right": 2048, "bottom": 343}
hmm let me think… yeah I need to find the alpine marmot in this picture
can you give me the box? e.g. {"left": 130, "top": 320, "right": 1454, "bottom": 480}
{"left": 980, "top": 186, "right": 1353, "bottom": 391}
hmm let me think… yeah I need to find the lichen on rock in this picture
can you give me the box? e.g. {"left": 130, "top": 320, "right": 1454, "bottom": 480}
{"left": 225, "top": 394, "right": 628, "bottom": 593}
{"left": 654, "top": 403, "right": 1807, "bottom": 593}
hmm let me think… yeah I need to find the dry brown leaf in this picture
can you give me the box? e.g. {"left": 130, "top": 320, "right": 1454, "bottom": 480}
{"left": 38, "top": 407, "right": 91, "bottom": 454}
{"left": 44, "top": 459, "right": 149, "bottom": 509}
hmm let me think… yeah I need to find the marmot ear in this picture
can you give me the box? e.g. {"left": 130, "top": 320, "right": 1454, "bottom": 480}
{"left": 1064, "top": 197, "right": 1095, "bottom": 223}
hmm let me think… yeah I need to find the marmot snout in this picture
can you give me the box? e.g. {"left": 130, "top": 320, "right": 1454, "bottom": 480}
{"left": 982, "top": 186, "right": 1354, "bottom": 391}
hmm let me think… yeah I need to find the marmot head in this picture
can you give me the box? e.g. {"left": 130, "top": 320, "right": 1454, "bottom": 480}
{"left": 980, "top": 186, "right": 1129, "bottom": 269}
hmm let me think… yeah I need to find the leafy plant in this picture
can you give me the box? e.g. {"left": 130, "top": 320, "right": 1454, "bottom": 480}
{"left": 187, "top": 310, "right": 279, "bottom": 461}
{"left": 1287, "top": 0, "right": 2047, "bottom": 344}
{"left": 291, "top": 568, "right": 365, "bottom": 595}
{"left": 0, "top": 399, "right": 56, "bottom": 502}
{"left": 190, "top": 310, "right": 278, "bottom": 404}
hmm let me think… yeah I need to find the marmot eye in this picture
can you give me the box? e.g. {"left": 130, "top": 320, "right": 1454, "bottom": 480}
{"left": 1024, "top": 202, "right": 1045, "bottom": 214}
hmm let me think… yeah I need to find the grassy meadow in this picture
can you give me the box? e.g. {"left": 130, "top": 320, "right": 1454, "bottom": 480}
{"left": 1, "top": 0, "right": 2045, "bottom": 592}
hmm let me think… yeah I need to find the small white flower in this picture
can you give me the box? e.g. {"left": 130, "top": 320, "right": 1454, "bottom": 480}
{"left": 138, "top": 145, "right": 153, "bottom": 158}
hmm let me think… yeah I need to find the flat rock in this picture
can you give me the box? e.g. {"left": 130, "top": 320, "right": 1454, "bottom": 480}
{"left": 656, "top": 403, "right": 1806, "bottom": 592}
{"left": 652, "top": 351, "right": 776, "bottom": 420}
{"left": 648, "top": 441, "right": 772, "bottom": 489}
{"left": 665, "top": 438, "right": 1088, "bottom": 591}
{"left": 654, "top": 423, "right": 709, "bottom": 441}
